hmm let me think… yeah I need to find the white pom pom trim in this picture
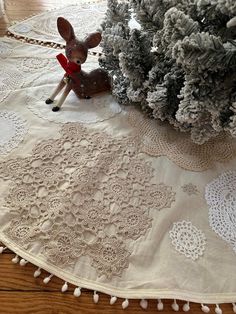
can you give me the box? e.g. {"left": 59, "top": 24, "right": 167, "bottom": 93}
{"left": 215, "top": 304, "right": 222, "bottom": 314}
{"left": 201, "top": 304, "right": 210, "bottom": 313}
{"left": 74, "top": 287, "right": 81, "bottom": 297}
{"left": 183, "top": 301, "right": 190, "bottom": 312}
{"left": 157, "top": 299, "right": 164, "bottom": 311}
{"left": 34, "top": 268, "right": 41, "bottom": 278}
{"left": 43, "top": 274, "right": 53, "bottom": 284}
{"left": 0, "top": 244, "right": 235, "bottom": 314}
{"left": 110, "top": 296, "right": 117, "bottom": 305}
{"left": 93, "top": 291, "right": 99, "bottom": 304}
{"left": 11, "top": 255, "right": 19, "bottom": 264}
{"left": 19, "top": 259, "right": 28, "bottom": 266}
{"left": 61, "top": 282, "right": 68, "bottom": 293}
{"left": 172, "top": 299, "right": 179, "bottom": 311}
{"left": 0, "top": 246, "right": 7, "bottom": 253}
{"left": 140, "top": 299, "right": 148, "bottom": 309}
{"left": 232, "top": 303, "right": 236, "bottom": 313}
{"left": 122, "top": 298, "right": 129, "bottom": 309}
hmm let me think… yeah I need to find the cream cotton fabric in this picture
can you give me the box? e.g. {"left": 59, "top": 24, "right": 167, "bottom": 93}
{"left": 0, "top": 37, "right": 236, "bottom": 308}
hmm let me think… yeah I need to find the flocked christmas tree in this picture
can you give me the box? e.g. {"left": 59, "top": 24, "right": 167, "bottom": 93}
{"left": 99, "top": 0, "right": 236, "bottom": 144}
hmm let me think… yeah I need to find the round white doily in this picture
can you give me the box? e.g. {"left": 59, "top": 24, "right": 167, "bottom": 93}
{"left": 205, "top": 171, "right": 236, "bottom": 253}
{"left": 27, "top": 85, "right": 122, "bottom": 124}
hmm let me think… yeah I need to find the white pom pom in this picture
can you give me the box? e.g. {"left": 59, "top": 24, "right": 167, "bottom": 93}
{"left": 0, "top": 246, "right": 6, "bottom": 253}
{"left": 110, "top": 296, "right": 117, "bottom": 305}
{"left": 122, "top": 299, "right": 129, "bottom": 309}
{"left": 12, "top": 255, "right": 19, "bottom": 263}
{"left": 183, "top": 302, "right": 190, "bottom": 312}
{"left": 93, "top": 291, "right": 99, "bottom": 304}
{"left": 232, "top": 303, "right": 236, "bottom": 313}
{"left": 201, "top": 304, "right": 210, "bottom": 313}
{"left": 172, "top": 300, "right": 179, "bottom": 311}
{"left": 34, "top": 268, "right": 41, "bottom": 278}
{"left": 140, "top": 299, "right": 148, "bottom": 309}
{"left": 20, "top": 259, "right": 28, "bottom": 266}
{"left": 215, "top": 304, "right": 222, "bottom": 314}
{"left": 61, "top": 282, "right": 68, "bottom": 293}
{"left": 74, "top": 287, "right": 81, "bottom": 297}
{"left": 43, "top": 274, "right": 53, "bottom": 284}
{"left": 157, "top": 299, "right": 164, "bottom": 311}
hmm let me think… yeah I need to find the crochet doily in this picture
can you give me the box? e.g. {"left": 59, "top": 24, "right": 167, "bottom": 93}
{"left": 0, "top": 65, "right": 24, "bottom": 103}
{"left": 0, "top": 123, "right": 175, "bottom": 278}
{"left": 169, "top": 221, "right": 206, "bottom": 260}
{"left": 205, "top": 171, "right": 236, "bottom": 254}
{"left": 27, "top": 85, "right": 122, "bottom": 124}
{"left": 8, "top": 1, "right": 107, "bottom": 53}
{"left": 0, "top": 111, "right": 28, "bottom": 155}
{"left": 126, "top": 109, "right": 236, "bottom": 172}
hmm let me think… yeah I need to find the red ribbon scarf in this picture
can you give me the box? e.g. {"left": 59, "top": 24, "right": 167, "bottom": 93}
{"left": 56, "top": 53, "right": 81, "bottom": 83}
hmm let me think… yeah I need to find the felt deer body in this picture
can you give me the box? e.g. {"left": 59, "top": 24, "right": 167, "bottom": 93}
{"left": 45, "top": 17, "right": 111, "bottom": 111}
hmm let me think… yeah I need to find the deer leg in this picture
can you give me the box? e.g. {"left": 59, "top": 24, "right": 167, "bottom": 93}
{"left": 52, "top": 83, "right": 72, "bottom": 112}
{"left": 45, "top": 78, "right": 66, "bottom": 104}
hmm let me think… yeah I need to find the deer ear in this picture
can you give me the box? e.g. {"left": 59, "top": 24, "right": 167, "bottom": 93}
{"left": 57, "top": 17, "right": 75, "bottom": 43}
{"left": 84, "top": 32, "right": 101, "bottom": 48}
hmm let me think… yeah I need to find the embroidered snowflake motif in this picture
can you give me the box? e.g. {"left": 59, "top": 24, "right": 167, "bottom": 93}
{"left": 169, "top": 221, "right": 206, "bottom": 260}
{"left": 205, "top": 171, "right": 236, "bottom": 253}
{"left": 19, "top": 58, "right": 55, "bottom": 72}
{"left": 182, "top": 183, "right": 199, "bottom": 196}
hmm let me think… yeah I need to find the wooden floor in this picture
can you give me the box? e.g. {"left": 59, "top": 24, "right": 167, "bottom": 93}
{"left": 0, "top": 0, "right": 234, "bottom": 313}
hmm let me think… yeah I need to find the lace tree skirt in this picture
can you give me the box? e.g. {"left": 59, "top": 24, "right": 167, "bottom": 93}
{"left": 7, "top": 0, "right": 107, "bottom": 53}
{"left": 0, "top": 37, "right": 236, "bottom": 312}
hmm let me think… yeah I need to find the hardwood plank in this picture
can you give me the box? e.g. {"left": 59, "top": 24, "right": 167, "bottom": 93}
{"left": 0, "top": 253, "right": 66, "bottom": 291}
{"left": 0, "top": 292, "right": 233, "bottom": 314}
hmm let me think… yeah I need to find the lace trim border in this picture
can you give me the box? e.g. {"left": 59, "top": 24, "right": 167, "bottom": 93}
{"left": 0, "top": 234, "right": 235, "bottom": 312}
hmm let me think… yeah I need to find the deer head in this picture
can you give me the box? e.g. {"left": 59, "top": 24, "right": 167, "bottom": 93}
{"left": 57, "top": 17, "right": 102, "bottom": 65}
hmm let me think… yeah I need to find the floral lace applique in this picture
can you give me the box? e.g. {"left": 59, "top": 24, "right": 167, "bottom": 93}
{"left": 0, "top": 68, "right": 24, "bottom": 103}
{"left": 18, "top": 57, "right": 57, "bottom": 73}
{"left": 205, "top": 171, "right": 236, "bottom": 253}
{"left": 182, "top": 183, "right": 199, "bottom": 196}
{"left": 44, "top": 226, "right": 87, "bottom": 267}
{"left": 0, "top": 123, "right": 176, "bottom": 278}
{"left": 0, "top": 111, "right": 28, "bottom": 155}
{"left": 126, "top": 109, "right": 236, "bottom": 172}
{"left": 142, "top": 183, "right": 176, "bottom": 210}
{"left": 169, "top": 220, "right": 206, "bottom": 260}
{"left": 87, "top": 236, "right": 131, "bottom": 278}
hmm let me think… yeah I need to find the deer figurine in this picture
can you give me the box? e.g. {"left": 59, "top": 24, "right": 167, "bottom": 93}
{"left": 45, "top": 17, "right": 111, "bottom": 111}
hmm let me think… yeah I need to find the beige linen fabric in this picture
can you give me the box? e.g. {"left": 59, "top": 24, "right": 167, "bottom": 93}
{"left": 0, "top": 38, "right": 236, "bottom": 306}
